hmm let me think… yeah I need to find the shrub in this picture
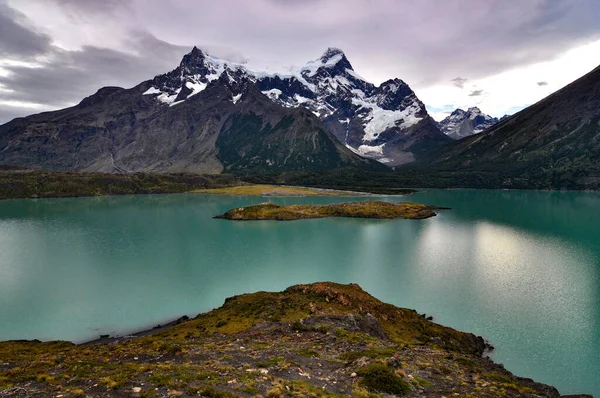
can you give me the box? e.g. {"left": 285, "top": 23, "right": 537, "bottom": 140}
{"left": 357, "top": 364, "right": 411, "bottom": 395}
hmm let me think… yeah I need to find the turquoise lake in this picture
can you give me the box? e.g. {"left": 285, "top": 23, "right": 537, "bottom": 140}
{"left": 0, "top": 190, "right": 599, "bottom": 396}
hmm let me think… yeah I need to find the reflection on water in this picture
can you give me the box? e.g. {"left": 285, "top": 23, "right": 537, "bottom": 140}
{"left": 0, "top": 191, "right": 599, "bottom": 395}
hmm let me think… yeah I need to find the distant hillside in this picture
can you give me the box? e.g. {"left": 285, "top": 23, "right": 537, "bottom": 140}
{"left": 403, "top": 64, "right": 600, "bottom": 189}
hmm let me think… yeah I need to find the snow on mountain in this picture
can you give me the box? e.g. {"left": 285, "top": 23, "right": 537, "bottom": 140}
{"left": 437, "top": 107, "right": 499, "bottom": 140}
{"left": 143, "top": 47, "right": 448, "bottom": 165}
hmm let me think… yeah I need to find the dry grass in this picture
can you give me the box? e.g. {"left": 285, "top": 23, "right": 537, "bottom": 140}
{"left": 216, "top": 201, "right": 444, "bottom": 221}
{"left": 191, "top": 184, "right": 355, "bottom": 196}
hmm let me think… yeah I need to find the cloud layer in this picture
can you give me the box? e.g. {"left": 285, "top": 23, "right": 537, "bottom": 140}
{"left": 1, "top": 0, "right": 600, "bottom": 123}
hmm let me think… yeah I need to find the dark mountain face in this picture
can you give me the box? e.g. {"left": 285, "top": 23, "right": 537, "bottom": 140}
{"left": 0, "top": 67, "right": 380, "bottom": 174}
{"left": 437, "top": 107, "right": 499, "bottom": 140}
{"left": 254, "top": 48, "right": 451, "bottom": 165}
{"left": 139, "top": 47, "right": 449, "bottom": 166}
{"left": 0, "top": 46, "right": 446, "bottom": 173}
{"left": 410, "top": 65, "right": 600, "bottom": 189}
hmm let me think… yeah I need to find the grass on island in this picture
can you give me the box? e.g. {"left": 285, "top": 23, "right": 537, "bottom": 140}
{"left": 191, "top": 184, "right": 357, "bottom": 196}
{"left": 0, "top": 282, "right": 555, "bottom": 398}
{"left": 216, "top": 200, "right": 445, "bottom": 221}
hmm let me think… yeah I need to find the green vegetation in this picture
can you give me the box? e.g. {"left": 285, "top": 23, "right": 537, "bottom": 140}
{"left": 0, "top": 282, "right": 564, "bottom": 397}
{"left": 256, "top": 357, "right": 284, "bottom": 368}
{"left": 296, "top": 348, "right": 320, "bottom": 358}
{"left": 0, "top": 168, "right": 240, "bottom": 200}
{"left": 216, "top": 200, "right": 444, "bottom": 221}
{"left": 240, "top": 160, "right": 600, "bottom": 191}
{"left": 357, "top": 363, "right": 412, "bottom": 395}
{"left": 216, "top": 114, "right": 383, "bottom": 174}
{"left": 240, "top": 168, "right": 421, "bottom": 194}
{"left": 192, "top": 184, "right": 358, "bottom": 196}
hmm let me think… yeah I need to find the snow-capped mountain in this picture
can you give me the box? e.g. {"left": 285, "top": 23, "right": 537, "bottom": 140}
{"left": 143, "top": 47, "right": 449, "bottom": 165}
{"left": 0, "top": 46, "right": 382, "bottom": 175}
{"left": 437, "top": 107, "right": 499, "bottom": 140}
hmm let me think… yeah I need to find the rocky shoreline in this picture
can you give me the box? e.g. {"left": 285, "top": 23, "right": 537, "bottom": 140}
{"left": 0, "top": 282, "right": 591, "bottom": 397}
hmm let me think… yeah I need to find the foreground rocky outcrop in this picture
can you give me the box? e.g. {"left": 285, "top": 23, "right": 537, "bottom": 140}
{"left": 0, "top": 282, "right": 587, "bottom": 397}
{"left": 215, "top": 201, "right": 443, "bottom": 221}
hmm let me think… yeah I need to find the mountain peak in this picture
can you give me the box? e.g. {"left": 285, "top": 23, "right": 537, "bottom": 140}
{"left": 380, "top": 78, "right": 408, "bottom": 89}
{"left": 320, "top": 47, "right": 345, "bottom": 62}
{"left": 451, "top": 108, "right": 466, "bottom": 116}
{"left": 180, "top": 46, "right": 207, "bottom": 68}
{"left": 190, "top": 46, "right": 203, "bottom": 55}
{"left": 439, "top": 107, "right": 499, "bottom": 139}
{"left": 300, "top": 47, "right": 353, "bottom": 77}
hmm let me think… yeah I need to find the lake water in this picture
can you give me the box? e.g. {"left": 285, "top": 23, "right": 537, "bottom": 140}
{"left": 0, "top": 190, "right": 599, "bottom": 396}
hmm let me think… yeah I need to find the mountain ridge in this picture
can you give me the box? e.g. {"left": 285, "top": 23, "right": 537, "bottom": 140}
{"left": 437, "top": 107, "right": 499, "bottom": 140}
{"left": 0, "top": 46, "right": 448, "bottom": 173}
{"left": 142, "top": 46, "right": 450, "bottom": 166}
{"left": 0, "top": 59, "right": 382, "bottom": 174}
{"left": 406, "top": 63, "right": 600, "bottom": 189}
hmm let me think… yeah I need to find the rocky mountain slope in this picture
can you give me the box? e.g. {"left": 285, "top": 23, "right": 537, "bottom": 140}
{"left": 0, "top": 282, "right": 583, "bottom": 398}
{"left": 0, "top": 47, "right": 448, "bottom": 173}
{"left": 144, "top": 46, "right": 449, "bottom": 166}
{"left": 408, "top": 64, "right": 600, "bottom": 189}
{"left": 437, "top": 107, "right": 499, "bottom": 140}
{"left": 0, "top": 53, "right": 381, "bottom": 174}
{"left": 255, "top": 48, "right": 451, "bottom": 165}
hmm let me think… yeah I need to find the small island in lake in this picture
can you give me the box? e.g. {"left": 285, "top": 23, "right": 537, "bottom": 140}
{"left": 215, "top": 200, "right": 446, "bottom": 221}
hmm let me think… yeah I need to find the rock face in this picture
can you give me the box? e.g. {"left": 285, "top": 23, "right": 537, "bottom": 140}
{"left": 412, "top": 64, "right": 600, "bottom": 189}
{"left": 0, "top": 47, "right": 448, "bottom": 172}
{"left": 0, "top": 49, "right": 381, "bottom": 174}
{"left": 437, "top": 107, "right": 499, "bottom": 140}
{"left": 255, "top": 47, "right": 450, "bottom": 165}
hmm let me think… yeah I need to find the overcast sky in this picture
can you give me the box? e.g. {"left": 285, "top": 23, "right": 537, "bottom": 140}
{"left": 1, "top": 0, "right": 600, "bottom": 124}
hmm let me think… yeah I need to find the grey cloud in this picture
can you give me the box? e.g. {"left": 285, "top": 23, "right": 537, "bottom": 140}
{"left": 198, "top": 45, "right": 249, "bottom": 64}
{"left": 45, "top": 0, "right": 131, "bottom": 17}
{"left": 0, "top": 30, "right": 247, "bottom": 124}
{"left": 537, "top": 81, "right": 548, "bottom": 86}
{"left": 122, "top": 0, "right": 600, "bottom": 87}
{"left": 1, "top": 45, "right": 156, "bottom": 106}
{"left": 469, "top": 90, "right": 484, "bottom": 97}
{"left": 0, "top": 107, "right": 34, "bottom": 124}
{"left": 0, "top": 21, "right": 189, "bottom": 123}
{"left": 2, "top": 0, "right": 600, "bottom": 122}
{"left": 0, "top": 1, "right": 51, "bottom": 57}
{"left": 451, "top": 77, "right": 467, "bottom": 88}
